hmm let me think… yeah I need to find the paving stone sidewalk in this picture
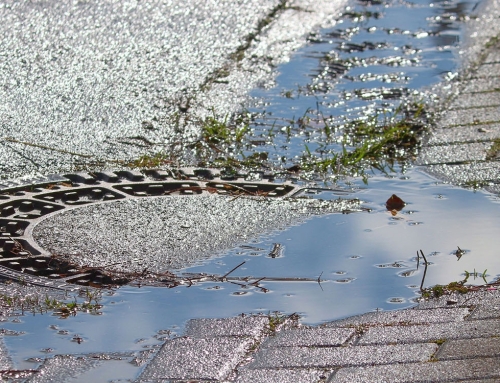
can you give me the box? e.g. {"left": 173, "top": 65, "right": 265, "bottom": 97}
{"left": 10, "top": 289, "right": 497, "bottom": 382}
{"left": 417, "top": 39, "right": 500, "bottom": 194}
{"left": 126, "top": 288, "right": 499, "bottom": 383}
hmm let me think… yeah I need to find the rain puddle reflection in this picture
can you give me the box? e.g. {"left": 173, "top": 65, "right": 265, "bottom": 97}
{"left": 3, "top": 168, "right": 500, "bottom": 371}
{"left": 245, "top": 0, "right": 476, "bottom": 169}
{"left": 1, "top": 0, "right": 498, "bottom": 378}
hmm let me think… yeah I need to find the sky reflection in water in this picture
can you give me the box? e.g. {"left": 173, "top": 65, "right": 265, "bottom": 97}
{"left": 1, "top": 0, "right": 495, "bottom": 372}
{"left": 3, "top": 167, "right": 500, "bottom": 369}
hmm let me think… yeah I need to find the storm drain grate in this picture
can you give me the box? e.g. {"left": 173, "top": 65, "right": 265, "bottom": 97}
{"left": 0, "top": 168, "right": 322, "bottom": 289}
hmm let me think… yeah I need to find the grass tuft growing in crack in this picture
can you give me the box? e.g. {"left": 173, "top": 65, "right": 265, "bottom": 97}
{"left": 486, "top": 138, "right": 500, "bottom": 160}
{"left": 298, "top": 101, "right": 430, "bottom": 181}
{"left": 267, "top": 311, "right": 300, "bottom": 334}
{"left": 128, "top": 100, "right": 430, "bottom": 184}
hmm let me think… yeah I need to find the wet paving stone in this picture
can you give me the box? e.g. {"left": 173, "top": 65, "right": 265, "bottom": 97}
{"left": 463, "top": 77, "right": 500, "bottom": 93}
{"left": 235, "top": 368, "right": 333, "bottom": 383}
{"left": 436, "top": 106, "right": 500, "bottom": 127}
{"left": 358, "top": 319, "right": 500, "bottom": 345}
{"left": 485, "top": 50, "right": 500, "bottom": 64}
{"left": 449, "top": 92, "right": 500, "bottom": 109}
{"left": 25, "top": 355, "right": 99, "bottom": 383}
{"left": 184, "top": 316, "right": 268, "bottom": 338}
{"left": 323, "top": 307, "right": 470, "bottom": 327}
{"left": 475, "top": 63, "right": 500, "bottom": 78}
{"left": 261, "top": 327, "right": 355, "bottom": 348}
{"left": 416, "top": 142, "right": 491, "bottom": 165}
{"left": 425, "top": 124, "right": 500, "bottom": 144}
{"left": 332, "top": 356, "right": 500, "bottom": 383}
{"left": 425, "top": 162, "right": 500, "bottom": 183}
{"left": 138, "top": 337, "right": 253, "bottom": 381}
{"left": 458, "top": 380, "right": 500, "bottom": 383}
{"left": 247, "top": 343, "right": 437, "bottom": 369}
{"left": 468, "top": 305, "right": 500, "bottom": 320}
{"left": 437, "top": 337, "right": 500, "bottom": 360}
{"left": 0, "top": 338, "right": 12, "bottom": 371}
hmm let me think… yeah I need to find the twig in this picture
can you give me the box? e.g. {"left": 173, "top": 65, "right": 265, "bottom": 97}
{"left": 250, "top": 277, "right": 266, "bottom": 286}
{"left": 221, "top": 261, "right": 246, "bottom": 280}
{"left": 8, "top": 237, "right": 33, "bottom": 257}
{"left": 3, "top": 137, "right": 93, "bottom": 158}
{"left": 241, "top": 245, "right": 265, "bottom": 251}
{"left": 229, "top": 194, "right": 243, "bottom": 202}
{"left": 317, "top": 271, "right": 323, "bottom": 283}
{"left": 226, "top": 276, "right": 326, "bottom": 284}
{"left": 419, "top": 249, "right": 428, "bottom": 292}
{"left": 229, "top": 281, "right": 247, "bottom": 288}
{"left": 317, "top": 271, "right": 324, "bottom": 292}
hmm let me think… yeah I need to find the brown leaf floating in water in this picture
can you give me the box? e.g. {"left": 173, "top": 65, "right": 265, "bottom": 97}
{"left": 386, "top": 194, "right": 406, "bottom": 211}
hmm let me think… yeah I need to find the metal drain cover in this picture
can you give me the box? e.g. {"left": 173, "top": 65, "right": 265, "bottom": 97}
{"left": 0, "top": 168, "right": 360, "bottom": 289}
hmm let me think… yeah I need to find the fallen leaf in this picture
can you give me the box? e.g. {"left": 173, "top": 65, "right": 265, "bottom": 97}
{"left": 386, "top": 194, "right": 405, "bottom": 211}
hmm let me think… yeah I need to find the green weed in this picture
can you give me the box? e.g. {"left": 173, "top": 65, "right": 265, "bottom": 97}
{"left": 485, "top": 34, "right": 500, "bottom": 49}
{"left": 464, "top": 180, "right": 489, "bottom": 190}
{"left": 421, "top": 280, "right": 469, "bottom": 299}
{"left": 464, "top": 268, "right": 488, "bottom": 283}
{"left": 486, "top": 138, "right": 500, "bottom": 160}
{"left": 128, "top": 99, "right": 428, "bottom": 183}
{"left": 299, "top": 102, "right": 428, "bottom": 178}
{"left": 130, "top": 152, "right": 172, "bottom": 168}
{"left": 0, "top": 283, "right": 103, "bottom": 318}
{"left": 267, "top": 311, "right": 299, "bottom": 333}
{"left": 201, "top": 113, "right": 248, "bottom": 146}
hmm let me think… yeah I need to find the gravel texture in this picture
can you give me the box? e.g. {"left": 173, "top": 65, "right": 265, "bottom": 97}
{"left": 323, "top": 307, "right": 470, "bottom": 327}
{"left": 185, "top": 316, "right": 269, "bottom": 339}
{"left": 333, "top": 357, "right": 500, "bottom": 383}
{"left": 26, "top": 355, "right": 99, "bottom": 383}
{"left": 235, "top": 368, "right": 332, "bottom": 383}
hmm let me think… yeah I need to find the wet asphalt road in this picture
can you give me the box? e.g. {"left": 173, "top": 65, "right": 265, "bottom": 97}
{"left": 0, "top": 0, "right": 346, "bottom": 180}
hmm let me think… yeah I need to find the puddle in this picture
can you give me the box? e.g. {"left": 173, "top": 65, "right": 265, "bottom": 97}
{"left": 1, "top": 0, "right": 498, "bottom": 379}
{"left": 3, "top": 168, "right": 500, "bottom": 373}
{"left": 247, "top": 0, "right": 476, "bottom": 164}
